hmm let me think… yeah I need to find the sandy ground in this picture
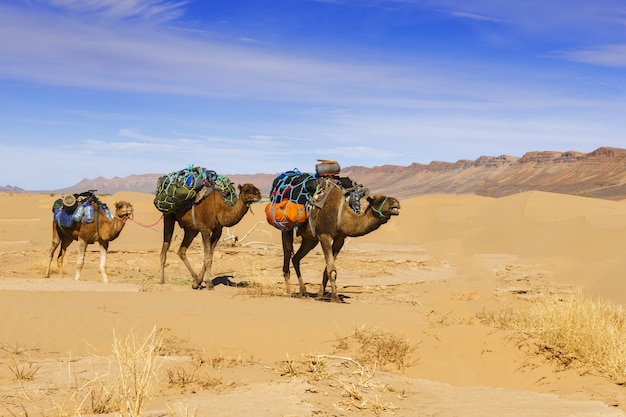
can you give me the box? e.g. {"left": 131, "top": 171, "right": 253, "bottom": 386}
{"left": 1, "top": 190, "right": 626, "bottom": 416}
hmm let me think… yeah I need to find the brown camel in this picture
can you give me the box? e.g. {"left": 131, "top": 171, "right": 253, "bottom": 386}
{"left": 281, "top": 179, "right": 400, "bottom": 302}
{"left": 45, "top": 200, "right": 134, "bottom": 282}
{"left": 159, "top": 183, "right": 262, "bottom": 289}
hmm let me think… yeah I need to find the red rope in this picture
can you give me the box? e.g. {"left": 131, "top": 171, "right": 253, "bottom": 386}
{"left": 129, "top": 214, "right": 163, "bottom": 229}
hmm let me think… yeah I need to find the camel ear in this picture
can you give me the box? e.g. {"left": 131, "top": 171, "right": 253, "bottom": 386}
{"left": 238, "top": 184, "right": 243, "bottom": 192}
{"left": 366, "top": 196, "right": 373, "bottom": 204}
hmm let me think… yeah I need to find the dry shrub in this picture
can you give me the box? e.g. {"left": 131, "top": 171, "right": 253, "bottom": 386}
{"left": 8, "top": 358, "right": 40, "bottom": 381}
{"left": 209, "top": 351, "right": 252, "bottom": 369}
{"left": 167, "top": 402, "right": 203, "bottom": 417}
{"left": 480, "top": 293, "right": 626, "bottom": 383}
{"left": 165, "top": 350, "right": 255, "bottom": 392}
{"left": 275, "top": 352, "right": 400, "bottom": 414}
{"left": 113, "top": 327, "right": 163, "bottom": 417}
{"left": 337, "top": 380, "right": 399, "bottom": 414}
{"left": 277, "top": 354, "right": 331, "bottom": 380}
{"left": 10, "top": 328, "right": 162, "bottom": 417}
{"left": 166, "top": 357, "right": 222, "bottom": 391}
{"left": 237, "top": 276, "right": 287, "bottom": 298}
{"left": 335, "top": 326, "right": 417, "bottom": 372}
{"left": 11, "top": 358, "right": 120, "bottom": 417}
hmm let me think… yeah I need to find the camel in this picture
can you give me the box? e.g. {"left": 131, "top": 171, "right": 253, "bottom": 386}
{"left": 281, "top": 178, "right": 400, "bottom": 302}
{"left": 159, "top": 183, "right": 262, "bottom": 289}
{"left": 45, "top": 200, "right": 134, "bottom": 282}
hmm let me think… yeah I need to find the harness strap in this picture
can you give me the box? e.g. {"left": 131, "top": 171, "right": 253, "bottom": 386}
{"left": 56, "top": 220, "right": 73, "bottom": 238}
{"left": 308, "top": 207, "right": 317, "bottom": 238}
{"left": 192, "top": 203, "right": 199, "bottom": 230}
{"left": 95, "top": 204, "right": 101, "bottom": 241}
{"left": 336, "top": 195, "right": 344, "bottom": 230}
{"left": 371, "top": 197, "right": 388, "bottom": 218}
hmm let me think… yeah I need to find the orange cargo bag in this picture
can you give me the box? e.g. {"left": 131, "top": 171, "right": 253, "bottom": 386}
{"left": 265, "top": 199, "right": 309, "bottom": 231}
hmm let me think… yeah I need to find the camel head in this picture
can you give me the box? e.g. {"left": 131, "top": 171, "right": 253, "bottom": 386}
{"left": 238, "top": 183, "right": 262, "bottom": 205}
{"left": 367, "top": 195, "right": 400, "bottom": 222}
{"left": 114, "top": 201, "right": 134, "bottom": 220}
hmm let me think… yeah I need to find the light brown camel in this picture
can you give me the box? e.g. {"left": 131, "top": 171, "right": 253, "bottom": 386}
{"left": 159, "top": 183, "right": 262, "bottom": 289}
{"left": 45, "top": 200, "right": 134, "bottom": 282}
{"left": 281, "top": 179, "right": 400, "bottom": 302}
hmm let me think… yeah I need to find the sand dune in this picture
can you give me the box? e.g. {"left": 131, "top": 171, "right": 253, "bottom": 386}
{"left": 1, "top": 190, "right": 626, "bottom": 416}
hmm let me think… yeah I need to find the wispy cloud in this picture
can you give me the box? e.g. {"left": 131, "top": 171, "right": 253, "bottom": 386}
{"left": 0, "top": 7, "right": 469, "bottom": 110}
{"left": 559, "top": 44, "right": 626, "bottom": 68}
{"left": 449, "top": 11, "right": 505, "bottom": 24}
{"left": 43, "top": 0, "right": 187, "bottom": 22}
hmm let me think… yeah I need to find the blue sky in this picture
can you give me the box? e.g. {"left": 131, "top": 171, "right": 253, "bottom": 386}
{"left": 1, "top": 0, "right": 626, "bottom": 190}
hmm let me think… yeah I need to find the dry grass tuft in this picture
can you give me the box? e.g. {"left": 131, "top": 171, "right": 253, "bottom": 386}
{"left": 275, "top": 353, "right": 400, "bottom": 414}
{"left": 335, "top": 326, "right": 418, "bottom": 372}
{"left": 166, "top": 357, "right": 223, "bottom": 391}
{"left": 113, "top": 326, "right": 163, "bottom": 417}
{"left": 8, "top": 358, "right": 40, "bottom": 381}
{"left": 209, "top": 351, "right": 255, "bottom": 369}
{"left": 167, "top": 402, "right": 203, "bottom": 417}
{"left": 480, "top": 293, "right": 626, "bottom": 383}
{"left": 164, "top": 350, "right": 255, "bottom": 393}
{"left": 237, "top": 276, "right": 287, "bottom": 298}
{"left": 277, "top": 354, "right": 331, "bottom": 380}
{"left": 7, "top": 328, "right": 163, "bottom": 417}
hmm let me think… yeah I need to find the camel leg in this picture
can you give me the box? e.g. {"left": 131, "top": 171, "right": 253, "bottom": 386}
{"left": 319, "top": 236, "right": 345, "bottom": 300}
{"left": 74, "top": 239, "right": 88, "bottom": 281}
{"left": 317, "top": 235, "right": 345, "bottom": 302}
{"left": 99, "top": 241, "right": 109, "bottom": 283}
{"left": 177, "top": 229, "right": 201, "bottom": 288}
{"left": 281, "top": 230, "right": 295, "bottom": 295}
{"left": 159, "top": 214, "right": 176, "bottom": 284}
{"left": 291, "top": 237, "right": 319, "bottom": 298}
{"left": 198, "top": 227, "right": 222, "bottom": 290}
{"left": 45, "top": 224, "right": 61, "bottom": 278}
{"left": 56, "top": 237, "right": 73, "bottom": 278}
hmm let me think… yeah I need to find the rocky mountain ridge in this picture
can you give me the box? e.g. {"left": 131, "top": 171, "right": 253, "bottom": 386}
{"left": 4, "top": 147, "right": 626, "bottom": 200}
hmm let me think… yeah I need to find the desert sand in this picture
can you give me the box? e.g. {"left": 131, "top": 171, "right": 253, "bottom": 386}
{"left": 1, "top": 190, "right": 626, "bottom": 416}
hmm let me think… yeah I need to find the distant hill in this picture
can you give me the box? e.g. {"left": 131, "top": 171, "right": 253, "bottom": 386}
{"left": 9, "top": 146, "right": 626, "bottom": 201}
{"left": 0, "top": 185, "right": 25, "bottom": 193}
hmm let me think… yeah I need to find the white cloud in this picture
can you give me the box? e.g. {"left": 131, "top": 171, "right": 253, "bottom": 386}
{"left": 43, "top": 0, "right": 187, "bottom": 21}
{"left": 559, "top": 44, "right": 626, "bottom": 68}
{"left": 449, "top": 11, "right": 505, "bottom": 24}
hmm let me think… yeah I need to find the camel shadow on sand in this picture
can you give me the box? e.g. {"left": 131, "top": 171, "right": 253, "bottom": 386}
{"left": 193, "top": 275, "right": 241, "bottom": 289}
{"left": 292, "top": 291, "right": 351, "bottom": 303}
{"left": 194, "top": 277, "right": 351, "bottom": 302}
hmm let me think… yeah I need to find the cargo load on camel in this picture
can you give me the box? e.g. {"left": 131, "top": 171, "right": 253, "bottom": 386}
{"left": 265, "top": 169, "right": 317, "bottom": 231}
{"left": 153, "top": 166, "right": 237, "bottom": 214}
{"left": 52, "top": 190, "right": 113, "bottom": 228}
{"left": 265, "top": 160, "right": 368, "bottom": 231}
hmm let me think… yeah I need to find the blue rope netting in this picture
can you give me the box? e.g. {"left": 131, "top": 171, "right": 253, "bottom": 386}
{"left": 266, "top": 169, "right": 317, "bottom": 230}
{"left": 269, "top": 169, "right": 316, "bottom": 204}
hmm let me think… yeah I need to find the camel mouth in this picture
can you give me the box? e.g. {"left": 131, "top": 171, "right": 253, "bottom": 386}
{"left": 390, "top": 207, "right": 400, "bottom": 215}
{"left": 247, "top": 194, "right": 263, "bottom": 204}
{"left": 245, "top": 197, "right": 262, "bottom": 206}
{"left": 119, "top": 208, "right": 134, "bottom": 219}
